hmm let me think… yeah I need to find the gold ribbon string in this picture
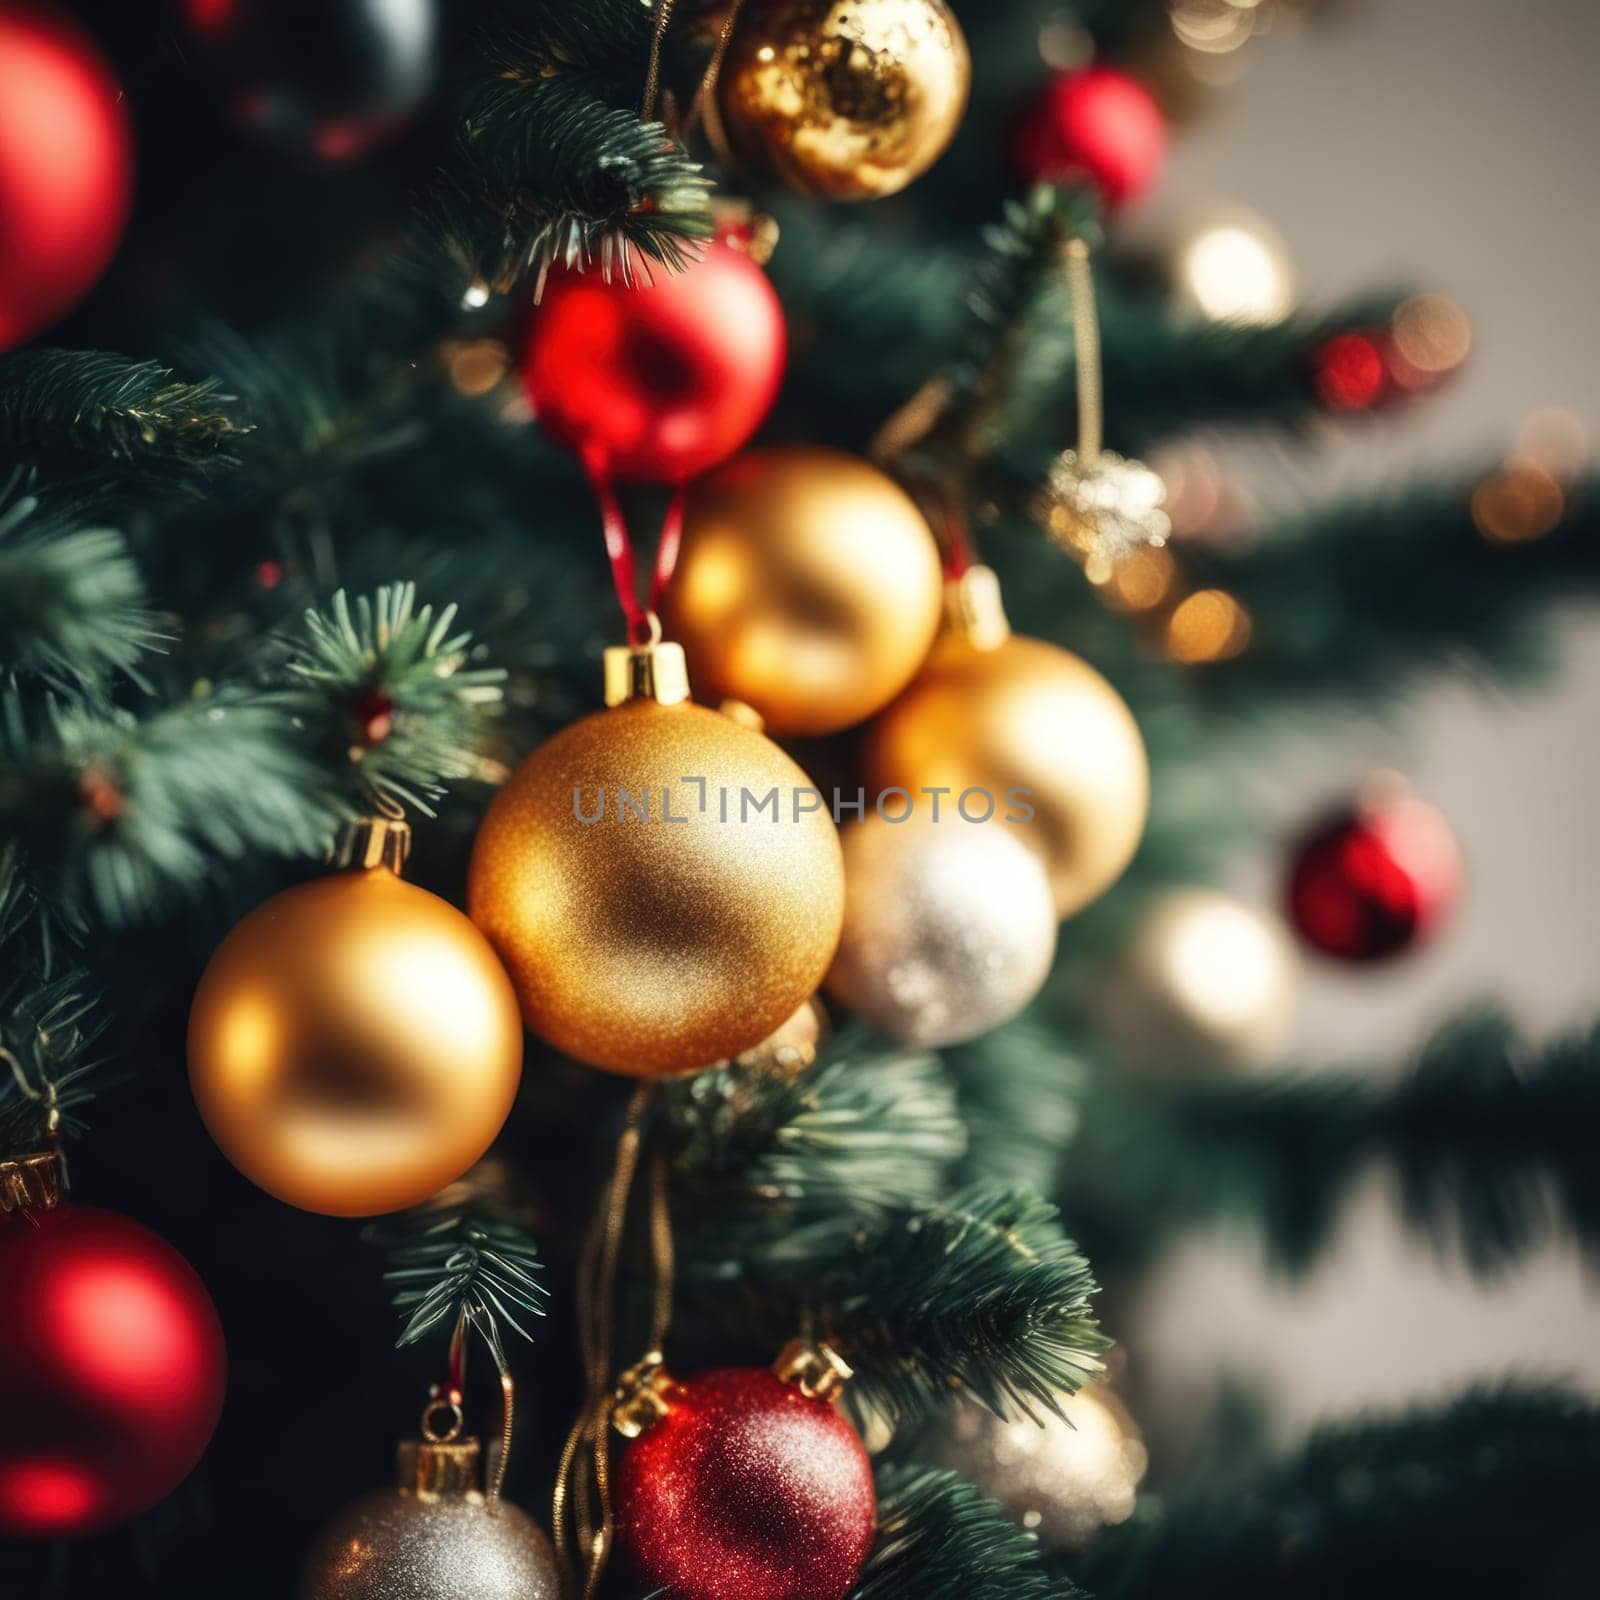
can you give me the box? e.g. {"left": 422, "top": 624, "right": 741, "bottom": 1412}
{"left": 1065, "top": 237, "right": 1104, "bottom": 465}
{"left": 682, "top": 0, "right": 751, "bottom": 165}
{"left": 642, "top": 0, "right": 678, "bottom": 122}
{"left": 552, "top": 1080, "right": 658, "bottom": 1599}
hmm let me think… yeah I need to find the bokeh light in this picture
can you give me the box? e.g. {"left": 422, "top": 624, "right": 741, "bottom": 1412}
{"left": 1166, "top": 588, "right": 1252, "bottom": 661}
{"left": 1472, "top": 457, "right": 1566, "bottom": 545}
{"left": 1173, "top": 209, "right": 1295, "bottom": 325}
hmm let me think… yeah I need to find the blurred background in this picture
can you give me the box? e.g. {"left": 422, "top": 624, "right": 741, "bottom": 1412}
{"left": 1122, "top": 0, "right": 1600, "bottom": 1459}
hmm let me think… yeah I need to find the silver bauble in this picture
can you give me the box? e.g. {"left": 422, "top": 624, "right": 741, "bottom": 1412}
{"left": 825, "top": 814, "right": 1056, "bottom": 1047}
{"left": 1092, "top": 887, "right": 1296, "bottom": 1076}
{"left": 930, "top": 1389, "right": 1147, "bottom": 1551}
{"left": 300, "top": 1436, "right": 561, "bottom": 1600}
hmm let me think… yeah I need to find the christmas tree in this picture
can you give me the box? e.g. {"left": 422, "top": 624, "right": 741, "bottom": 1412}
{"left": 3, "top": 2, "right": 1597, "bottom": 1596}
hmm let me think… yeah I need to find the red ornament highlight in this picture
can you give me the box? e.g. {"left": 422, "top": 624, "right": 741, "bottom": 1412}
{"left": 520, "top": 238, "right": 787, "bottom": 485}
{"left": 1287, "top": 791, "right": 1463, "bottom": 962}
{"left": 0, "top": 1204, "right": 227, "bottom": 1537}
{"left": 1012, "top": 67, "right": 1166, "bottom": 208}
{"left": 0, "top": 4, "right": 134, "bottom": 351}
{"left": 615, "top": 1367, "right": 876, "bottom": 1600}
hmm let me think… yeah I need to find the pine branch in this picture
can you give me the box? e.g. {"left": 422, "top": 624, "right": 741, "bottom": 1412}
{"left": 379, "top": 1204, "right": 548, "bottom": 1373}
{"left": 1063, "top": 1009, "right": 1600, "bottom": 1277}
{"left": 1, "top": 690, "right": 346, "bottom": 927}
{"left": 0, "top": 475, "right": 167, "bottom": 694}
{"left": 0, "top": 973, "right": 108, "bottom": 1160}
{"left": 664, "top": 1035, "right": 967, "bottom": 1250}
{"left": 441, "top": 68, "right": 713, "bottom": 294}
{"left": 1079, "top": 1383, "right": 1600, "bottom": 1599}
{"left": 0, "top": 349, "right": 247, "bottom": 480}
{"left": 853, "top": 1464, "right": 1080, "bottom": 1600}
{"left": 1184, "top": 476, "right": 1600, "bottom": 705}
{"left": 818, "top": 1189, "right": 1108, "bottom": 1430}
{"left": 269, "top": 584, "right": 505, "bottom": 816}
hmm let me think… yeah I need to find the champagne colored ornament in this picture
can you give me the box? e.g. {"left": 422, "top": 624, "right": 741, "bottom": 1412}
{"left": 1287, "top": 781, "right": 1462, "bottom": 962}
{"left": 615, "top": 1364, "right": 876, "bottom": 1600}
{"left": 520, "top": 237, "right": 786, "bottom": 484}
{"left": 468, "top": 639, "right": 845, "bottom": 1076}
{"left": 0, "top": 4, "right": 133, "bottom": 350}
{"left": 826, "top": 813, "right": 1056, "bottom": 1047}
{"left": 299, "top": 1427, "right": 559, "bottom": 1600}
{"left": 188, "top": 819, "right": 523, "bottom": 1218}
{"left": 718, "top": 0, "right": 971, "bottom": 202}
{"left": 0, "top": 1177, "right": 227, "bottom": 1538}
{"left": 1093, "top": 888, "right": 1297, "bottom": 1076}
{"left": 863, "top": 567, "right": 1148, "bottom": 918}
{"left": 664, "top": 446, "right": 944, "bottom": 737}
{"left": 929, "top": 1388, "right": 1147, "bottom": 1552}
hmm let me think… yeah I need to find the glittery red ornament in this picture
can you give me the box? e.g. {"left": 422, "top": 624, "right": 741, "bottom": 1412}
{"left": 520, "top": 238, "right": 786, "bottom": 485}
{"left": 615, "top": 1367, "right": 876, "bottom": 1600}
{"left": 0, "top": 4, "right": 134, "bottom": 351}
{"left": 1287, "top": 792, "right": 1462, "bottom": 962}
{"left": 1310, "top": 330, "right": 1392, "bottom": 411}
{"left": 1012, "top": 67, "right": 1165, "bottom": 208}
{"left": 0, "top": 1203, "right": 227, "bottom": 1537}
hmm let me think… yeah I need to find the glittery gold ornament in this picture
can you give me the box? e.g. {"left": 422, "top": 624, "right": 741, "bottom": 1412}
{"left": 188, "top": 822, "right": 523, "bottom": 1218}
{"left": 826, "top": 814, "right": 1056, "bottom": 1047}
{"left": 1037, "top": 448, "right": 1171, "bottom": 579}
{"left": 299, "top": 1432, "right": 560, "bottom": 1600}
{"left": 467, "top": 642, "right": 845, "bottom": 1076}
{"left": 1093, "top": 888, "right": 1297, "bottom": 1076}
{"left": 663, "top": 446, "right": 944, "bottom": 737}
{"left": 862, "top": 567, "right": 1148, "bottom": 919}
{"left": 718, "top": 0, "right": 971, "bottom": 201}
{"left": 929, "top": 1388, "right": 1147, "bottom": 1551}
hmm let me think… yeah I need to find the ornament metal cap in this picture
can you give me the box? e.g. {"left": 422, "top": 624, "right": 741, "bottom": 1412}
{"left": 943, "top": 564, "right": 1010, "bottom": 651}
{"left": 0, "top": 1149, "right": 63, "bottom": 1215}
{"left": 331, "top": 812, "right": 412, "bottom": 873}
{"left": 396, "top": 1435, "right": 487, "bottom": 1500}
{"left": 773, "top": 1338, "right": 854, "bottom": 1401}
{"left": 604, "top": 622, "right": 691, "bottom": 708}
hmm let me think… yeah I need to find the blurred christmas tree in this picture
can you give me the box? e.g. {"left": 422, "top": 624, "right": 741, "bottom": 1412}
{"left": 2, "top": 2, "right": 1598, "bottom": 1597}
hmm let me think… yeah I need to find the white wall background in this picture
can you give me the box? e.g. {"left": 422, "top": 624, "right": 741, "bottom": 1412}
{"left": 1118, "top": 0, "right": 1600, "bottom": 1456}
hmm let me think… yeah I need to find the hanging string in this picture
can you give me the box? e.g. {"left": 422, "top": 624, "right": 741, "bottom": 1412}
{"left": 1065, "top": 237, "right": 1103, "bottom": 465}
{"left": 552, "top": 1081, "right": 658, "bottom": 1599}
{"left": 432, "top": 1306, "right": 517, "bottom": 1507}
{"left": 647, "top": 1153, "right": 676, "bottom": 1354}
{"left": 682, "top": 0, "right": 751, "bottom": 164}
{"left": 641, "top": 0, "right": 678, "bottom": 122}
{"left": 581, "top": 446, "right": 687, "bottom": 645}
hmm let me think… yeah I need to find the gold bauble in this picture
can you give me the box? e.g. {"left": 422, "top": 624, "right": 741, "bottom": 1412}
{"left": 863, "top": 625, "right": 1148, "bottom": 919}
{"left": 930, "top": 1388, "right": 1147, "bottom": 1552}
{"left": 1093, "top": 888, "right": 1297, "bottom": 1076}
{"left": 188, "top": 865, "right": 522, "bottom": 1218}
{"left": 718, "top": 0, "right": 971, "bottom": 201}
{"left": 300, "top": 1435, "right": 561, "bottom": 1600}
{"left": 468, "top": 698, "right": 845, "bottom": 1076}
{"left": 663, "top": 447, "right": 943, "bottom": 737}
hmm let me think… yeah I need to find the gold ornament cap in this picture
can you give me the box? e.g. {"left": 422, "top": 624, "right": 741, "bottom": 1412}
{"left": 0, "top": 1149, "right": 63, "bottom": 1214}
{"left": 604, "top": 637, "right": 690, "bottom": 708}
{"left": 611, "top": 1351, "right": 676, "bottom": 1439}
{"left": 944, "top": 564, "right": 1010, "bottom": 651}
{"left": 773, "top": 1338, "right": 854, "bottom": 1401}
{"left": 396, "top": 1435, "right": 485, "bottom": 1500}
{"left": 332, "top": 814, "right": 412, "bottom": 873}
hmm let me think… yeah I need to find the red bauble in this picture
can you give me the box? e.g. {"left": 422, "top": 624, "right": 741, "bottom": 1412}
{"left": 1310, "top": 330, "right": 1392, "bottom": 411}
{"left": 1287, "top": 792, "right": 1463, "bottom": 962}
{"left": 0, "top": 1203, "right": 227, "bottom": 1538}
{"left": 520, "top": 238, "right": 786, "bottom": 484}
{"left": 0, "top": 4, "right": 134, "bottom": 350}
{"left": 615, "top": 1368, "right": 876, "bottom": 1600}
{"left": 1012, "top": 66, "right": 1165, "bottom": 208}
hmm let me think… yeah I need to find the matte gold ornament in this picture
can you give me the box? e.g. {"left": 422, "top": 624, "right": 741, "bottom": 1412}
{"left": 468, "top": 641, "right": 845, "bottom": 1076}
{"left": 1092, "top": 888, "right": 1297, "bottom": 1076}
{"left": 299, "top": 1431, "right": 560, "bottom": 1600}
{"left": 826, "top": 814, "right": 1056, "bottom": 1047}
{"left": 863, "top": 568, "right": 1148, "bottom": 919}
{"left": 188, "top": 821, "right": 523, "bottom": 1218}
{"left": 664, "top": 446, "right": 944, "bottom": 737}
{"left": 929, "top": 1388, "right": 1147, "bottom": 1552}
{"left": 1038, "top": 448, "right": 1171, "bottom": 579}
{"left": 718, "top": 0, "right": 971, "bottom": 201}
